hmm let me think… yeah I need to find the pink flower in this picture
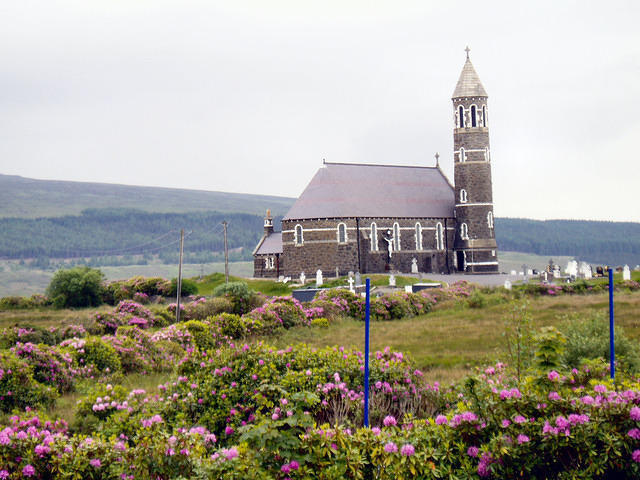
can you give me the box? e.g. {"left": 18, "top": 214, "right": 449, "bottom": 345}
{"left": 630, "top": 406, "right": 640, "bottom": 421}
{"left": 517, "top": 434, "right": 530, "bottom": 444}
{"left": 594, "top": 384, "right": 607, "bottom": 394}
{"left": 548, "top": 391, "right": 561, "bottom": 401}
{"left": 467, "top": 446, "right": 479, "bottom": 457}
{"left": 384, "top": 442, "right": 398, "bottom": 453}
{"left": 383, "top": 416, "right": 397, "bottom": 427}
{"left": 501, "top": 419, "right": 511, "bottom": 428}
{"left": 289, "top": 460, "right": 299, "bottom": 470}
{"left": 0, "top": 470, "right": 8, "bottom": 479}
{"left": 90, "top": 459, "right": 101, "bottom": 468}
{"left": 513, "top": 415, "right": 527, "bottom": 424}
{"left": 633, "top": 450, "right": 640, "bottom": 463}
{"left": 221, "top": 447, "right": 239, "bottom": 460}
{"left": 628, "top": 428, "right": 640, "bottom": 440}
{"left": 400, "top": 444, "right": 415, "bottom": 456}
{"left": 225, "top": 426, "right": 234, "bottom": 435}
{"left": 22, "top": 465, "right": 36, "bottom": 477}
{"left": 281, "top": 463, "right": 291, "bottom": 474}
{"left": 435, "top": 415, "right": 448, "bottom": 425}
{"left": 371, "top": 427, "right": 381, "bottom": 435}
{"left": 548, "top": 370, "right": 560, "bottom": 381}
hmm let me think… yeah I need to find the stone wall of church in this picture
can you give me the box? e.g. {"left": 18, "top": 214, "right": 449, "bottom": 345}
{"left": 280, "top": 217, "right": 455, "bottom": 278}
{"left": 253, "top": 254, "right": 282, "bottom": 278}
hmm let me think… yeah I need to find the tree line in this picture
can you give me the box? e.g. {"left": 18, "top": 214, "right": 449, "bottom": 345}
{"left": 0, "top": 210, "right": 638, "bottom": 267}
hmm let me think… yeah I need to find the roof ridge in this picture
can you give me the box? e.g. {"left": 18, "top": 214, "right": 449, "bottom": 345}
{"left": 324, "top": 161, "right": 438, "bottom": 170}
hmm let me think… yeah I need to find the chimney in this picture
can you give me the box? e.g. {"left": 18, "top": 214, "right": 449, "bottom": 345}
{"left": 264, "top": 209, "right": 274, "bottom": 236}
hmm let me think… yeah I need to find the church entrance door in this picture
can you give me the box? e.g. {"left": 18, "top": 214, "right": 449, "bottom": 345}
{"left": 456, "top": 251, "right": 466, "bottom": 272}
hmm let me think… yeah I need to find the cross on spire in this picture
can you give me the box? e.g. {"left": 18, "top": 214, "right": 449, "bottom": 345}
{"left": 465, "top": 46, "right": 470, "bottom": 59}
{"left": 435, "top": 152, "right": 440, "bottom": 166}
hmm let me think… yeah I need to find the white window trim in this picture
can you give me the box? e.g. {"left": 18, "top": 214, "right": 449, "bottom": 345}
{"left": 415, "top": 222, "right": 423, "bottom": 251}
{"left": 470, "top": 104, "right": 478, "bottom": 127}
{"left": 458, "top": 105, "right": 465, "bottom": 128}
{"left": 435, "top": 222, "right": 444, "bottom": 251}
{"left": 294, "top": 224, "right": 304, "bottom": 246}
{"left": 460, "top": 189, "right": 468, "bottom": 203}
{"left": 337, "top": 222, "right": 348, "bottom": 244}
{"left": 370, "top": 222, "right": 378, "bottom": 251}
{"left": 461, "top": 223, "right": 469, "bottom": 240}
{"left": 487, "top": 212, "right": 494, "bottom": 229}
{"left": 459, "top": 147, "right": 466, "bottom": 163}
{"left": 393, "top": 222, "right": 401, "bottom": 251}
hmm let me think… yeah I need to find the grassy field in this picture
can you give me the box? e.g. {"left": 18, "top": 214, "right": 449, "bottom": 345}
{"left": 268, "top": 291, "right": 640, "bottom": 383}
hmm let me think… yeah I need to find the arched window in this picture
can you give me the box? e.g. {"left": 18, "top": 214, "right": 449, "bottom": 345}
{"left": 337, "top": 222, "right": 347, "bottom": 243}
{"left": 393, "top": 222, "right": 401, "bottom": 251}
{"left": 470, "top": 105, "right": 477, "bottom": 127}
{"left": 458, "top": 105, "right": 465, "bottom": 128}
{"left": 482, "top": 105, "right": 487, "bottom": 127}
{"left": 460, "top": 223, "right": 469, "bottom": 240}
{"left": 487, "top": 212, "right": 494, "bottom": 229}
{"left": 295, "top": 224, "right": 303, "bottom": 246}
{"left": 265, "top": 257, "right": 275, "bottom": 269}
{"left": 415, "top": 223, "right": 423, "bottom": 250}
{"left": 459, "top": 147, "right": 466, "bottom": 163}
{"left": 435, "top": 222, "right": 444, "bottom": 251}
{"left": 370, "top": 222, "right": 378, "bottom": 251}
{"left": 460, "top": 189, "right": 468, "bottom": 203}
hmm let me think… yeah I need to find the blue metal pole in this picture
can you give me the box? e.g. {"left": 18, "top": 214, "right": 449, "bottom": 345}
{"left": 609, "top": 268, "right": 615, "bottom": 380}
{"left": 364, "top": 278, "right": 371, "bottom": 427}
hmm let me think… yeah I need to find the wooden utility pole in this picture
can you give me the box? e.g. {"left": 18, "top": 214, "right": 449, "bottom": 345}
{"left": 222, "top": 221, "right": 229, "bottom": 283}
{"left": 176, "top": 228, "right": 184, "bottom": 323}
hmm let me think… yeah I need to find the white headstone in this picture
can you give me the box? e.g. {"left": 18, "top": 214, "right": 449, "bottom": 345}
{"left": 504, "top": 280, "right": 512, "bottom": 290}
{"left": 389, "top": 274, "right": 396, "bottom": 287}
{"left": 623, "top": 265, "right": 631, "bottom": 281}
{"left": 283, "top": 277, "right": 290, "bottom": 284}
{"left": 542, "top": 271, "right": 548, "bottom": 282}
{"left": 404, "top": 285, "right": 412, "bottom": 293}
{"left": 347, "top": 277, "right": 355, "bottom": 293}
{"left": 579, "top": 262, "right": 592, "bottom": 279}
{"left": 510, "top": 270, "right": 517, "bottom": 276}
{"left": 553, "top": 266, "right": 561, "bottom": 278}
{"left": 299, "top": 272, "right": 306, "bottom": 284}
{"left": 316, "top": 269, "right": 323, "bottom": 287}
{"left": 565, "top": 260, "right": 578, "bottom": 278}
{"left": 411, "top": 258, "right": 419, "bottom": 274}
{"left": 335, "top": 267, "right": 339, "bottom": 278}
{"left": 518, "top": 271, "right": 524, "bottom": 276}
{"left": 278, "top": 275, "right": 285, "bottom": 282}
{"left": 527, "top": 269, "right": 533, "bottom": 276}
{"left": 355, "top": 272, "right": 362, "bottom": 286}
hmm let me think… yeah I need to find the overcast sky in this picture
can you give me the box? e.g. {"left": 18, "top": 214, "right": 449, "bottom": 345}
{"left": 1, "top": 0, "right": 639, "bottom": 221}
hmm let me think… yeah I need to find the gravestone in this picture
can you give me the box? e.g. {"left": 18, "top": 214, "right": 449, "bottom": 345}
{"left": 355, "top": 272, "right": 362, "bottom": 286}
{"left": 411, "top": 258, "right": 418, "bottom": 274}
{"left": 553, "top": 266, "right": 561, "bottom": 278}
{"left": 510, "top": 270, "right": 517, "bottom": 276}
{"left": 348, "top": 276, "right": 355, "bottom": 293}
{"left": 335, "top": 267, "right": 339, "bottom": 278}
{"left": 527, "top": 269, "right": 533, "bottom": 276}
{"left": 278, "top": 275, "right": 285, "bottom": 282}
{"left": 542, "top": 271, "right": 548, "bottom": 283}
{"left": 316, "top": 269, "right": 323, "bottom": 287}
{"left": 299, "top": 272, "right": 306, "bottom": 284}
{"left": 566, "top": 260, "right": 578, "bottom": 278}
{"left": 504, "top": 280, "right": 512, "bottom": 290}
{"left": 623, "top": 265, "right": 631, "bottom": 281}
{"left": 579, "top": 262, "right": 592, "bottom": 279}
{"left": 389, "top": 274, "right": 396, "bottom": 287}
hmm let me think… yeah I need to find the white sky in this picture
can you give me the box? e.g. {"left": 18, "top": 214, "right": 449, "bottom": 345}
{"left": 1, "top": 0, "right": 639, "bottom": 221}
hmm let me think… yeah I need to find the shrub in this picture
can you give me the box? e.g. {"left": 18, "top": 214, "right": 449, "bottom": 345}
{"left": 311, "top": 317, "right": 329, "bottom": 328}
{"left": 466, "top": 290, "right": 488, "bottom": 309}
{"left": 12, "top": 342, "right": 76, "bottom": 393}
{"left": 184, "top": 320, "right": 218, "bottom": 351}
{"left": 560, "top": 313, "right": 640, "bottom": 373}
{"left": 0, "top": 350, "right": 57, "bottom": 412}
{"left": 46, "top": 266, "right": 105, "bottom": 308}
{"left": 186, "top": 296, "right": 235, "bottom": 320}
{"left": 169, "top": 278, "right": 199, "bottom": 297}
{"left": 213, "top": 282, "right": 252, "bottom": 314}
{"left": 212, "top": 313, "right": 248, "bottom": 339}
{"left": 73, "top": 337, "right": 122, "bottom": 373}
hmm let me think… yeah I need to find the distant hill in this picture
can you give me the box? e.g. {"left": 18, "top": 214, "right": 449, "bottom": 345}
{"left": 0, "top": 174, "right": 295, "bottom": 218}
{"left": 495, "top": 218, "right": 640, "bottom": 267}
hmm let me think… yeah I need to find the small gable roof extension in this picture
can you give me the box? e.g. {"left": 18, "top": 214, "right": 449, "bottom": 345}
{"left": 254, "top": 232, "right": 282, "bottom": 255}
{"left": 283, "top": 162, "right": 455, "bottom": 221}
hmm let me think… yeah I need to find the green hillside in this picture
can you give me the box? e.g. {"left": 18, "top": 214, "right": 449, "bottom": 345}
{"left": 0, "top": 174, "right": 295, "bottom": 218}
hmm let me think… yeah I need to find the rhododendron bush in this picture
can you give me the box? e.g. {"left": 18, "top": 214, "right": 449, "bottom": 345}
{"left": 2, "top": 339, "right": 640, "bottom": 478}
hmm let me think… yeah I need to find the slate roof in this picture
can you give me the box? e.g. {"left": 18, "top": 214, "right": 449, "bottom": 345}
{"left": 283, "top": 162, "right": 455, "bottom": 221}
{"left": 254, "top": 232, "right": 282, "bottom": 255}
{"left": 452, "top": 57, "right": 488, "bottom": 98}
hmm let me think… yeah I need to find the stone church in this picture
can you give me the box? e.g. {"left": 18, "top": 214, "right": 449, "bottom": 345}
{"left": 253, "top": 51, "right": 499, "bottom": 278}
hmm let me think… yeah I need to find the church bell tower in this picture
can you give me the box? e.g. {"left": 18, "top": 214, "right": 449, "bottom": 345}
{"left": 452, "top": 48, "right": 499, "bottom": 273}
